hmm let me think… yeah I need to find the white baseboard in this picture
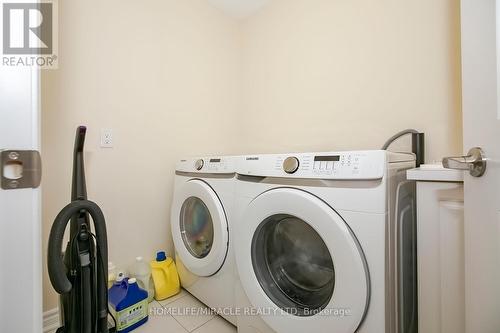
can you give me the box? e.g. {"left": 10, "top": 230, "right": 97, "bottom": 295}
{"left": 43, "top": 308, "right": 60, "bottom": 333}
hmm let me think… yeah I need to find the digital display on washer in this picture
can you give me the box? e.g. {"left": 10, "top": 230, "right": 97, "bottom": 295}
{"left": 210, "top": 158, "right": 221, "bottom": 163}
{"left": 314, "top": 156, "right": 340, "bottom": 162}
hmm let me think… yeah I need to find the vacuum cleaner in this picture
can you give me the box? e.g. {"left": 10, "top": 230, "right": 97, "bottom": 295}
{"left": 48, "top": 126, "right": 111, "bottom": 333}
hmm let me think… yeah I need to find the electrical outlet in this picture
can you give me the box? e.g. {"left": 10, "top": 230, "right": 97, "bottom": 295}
{"left": 100, "top": 129, "right": 113, "bottom": 148}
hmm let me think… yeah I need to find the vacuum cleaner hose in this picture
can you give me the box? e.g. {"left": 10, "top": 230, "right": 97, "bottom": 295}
{"left": 48, "top": 200, "right": 108, "bottom": 294}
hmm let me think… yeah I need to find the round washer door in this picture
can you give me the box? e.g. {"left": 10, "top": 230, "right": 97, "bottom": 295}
{"left": 235, "top": 188, "right": 369, "bottom": 333}
{"left": 171, "top": 179, "right": 229, "bottom": 277}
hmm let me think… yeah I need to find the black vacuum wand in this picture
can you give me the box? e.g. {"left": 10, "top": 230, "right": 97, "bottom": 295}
{"left": 48, "top": 126, "right": 109, "bottom": 333}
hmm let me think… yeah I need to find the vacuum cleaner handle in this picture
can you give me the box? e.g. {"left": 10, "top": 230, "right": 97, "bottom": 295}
{"left": 70, "top": 126, "right": 90, "bottom": 241}
{"left": 48, "top": 200, "right": 108, "bottom": 294}
{"left": 72, "top": 126, "right": 88, "bottom": 202}
{"left": 74, "top": 126, "right": 86, "bottom": 153}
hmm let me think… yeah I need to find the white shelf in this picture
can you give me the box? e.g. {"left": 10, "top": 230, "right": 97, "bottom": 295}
{"left": 407, "top": 164, "right": 464, "bottom": 182}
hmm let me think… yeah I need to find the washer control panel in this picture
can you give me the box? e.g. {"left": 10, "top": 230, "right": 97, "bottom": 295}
{"left": 240, "top": 151, "right": 393, "bottom": 180}
{"left": 176, "top": 157, "right": 235, "bottom": 174}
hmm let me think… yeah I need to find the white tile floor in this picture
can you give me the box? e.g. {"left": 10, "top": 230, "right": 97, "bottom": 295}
{"left": 134, "top": 289, "right": 236, "bottom": 333}
{"left": 47, "top": 289, "right": 236, "bottom": 333}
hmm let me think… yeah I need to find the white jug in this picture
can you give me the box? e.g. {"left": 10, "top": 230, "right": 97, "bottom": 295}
{"left": 129, "top": 256, "right": 154, "bottom": 302}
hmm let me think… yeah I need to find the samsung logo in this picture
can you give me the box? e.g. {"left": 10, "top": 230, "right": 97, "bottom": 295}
{"left": 246, "top": 157, "right": 259, "bottom": 161}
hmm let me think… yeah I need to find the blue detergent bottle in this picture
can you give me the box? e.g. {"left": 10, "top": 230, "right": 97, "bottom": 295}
{"left": 109, "top": 277, "right": 149, "bottom": 332}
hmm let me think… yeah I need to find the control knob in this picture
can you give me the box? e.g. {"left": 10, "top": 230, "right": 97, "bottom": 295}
{"left": 195, "top": 159, "right": 204, "bottom": 170}
{"left": 283, "top": 157, "right": 300, "bottom": 174}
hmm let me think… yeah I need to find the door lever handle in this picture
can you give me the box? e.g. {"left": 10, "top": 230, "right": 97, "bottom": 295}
{"left": 442, "top": 147, "right": 486, "bottom": 177}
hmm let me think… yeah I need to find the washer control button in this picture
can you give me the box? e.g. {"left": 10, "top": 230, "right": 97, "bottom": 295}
{"left": 283, "top": 157, "right": 300, "bottom": 174}
{"left": 195, "top": 159, "right": 204, "bottom": 170}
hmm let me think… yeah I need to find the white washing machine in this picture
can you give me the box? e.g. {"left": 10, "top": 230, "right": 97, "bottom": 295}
{"left": 170, "top": 156, "right": 238, "bottom": 325}
{"left": 234, "top": 150, "right": 417, "bottom": 333}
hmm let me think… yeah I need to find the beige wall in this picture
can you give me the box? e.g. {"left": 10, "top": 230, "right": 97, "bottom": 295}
{"left": 42, "top": 0, "right": 241, "bottom": 310}
{"left": 239, "top": 0, "right": 462, "bottom": 161}
{"left": 42, "top": 0, "right": 462, "bottom": 311}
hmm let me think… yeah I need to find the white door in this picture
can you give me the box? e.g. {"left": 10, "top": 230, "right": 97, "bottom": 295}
{"left": 171, "top": 179, "right": 229, "bottom": 277}
{"left": 0, "top": 65, "right": 42, "bottom": 332}
{"left": 235, "top": 188, "right": 369, "bottom": 333}
{"left": 445, "top": 1, "right": 500, "bottom": 332}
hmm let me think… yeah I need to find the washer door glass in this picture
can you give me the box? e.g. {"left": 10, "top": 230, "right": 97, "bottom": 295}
{"left": 252, "top": 214, "right": 335, "bottom": 316}
{"left": 180, "top": 196, "right": 214, "bottom": 259}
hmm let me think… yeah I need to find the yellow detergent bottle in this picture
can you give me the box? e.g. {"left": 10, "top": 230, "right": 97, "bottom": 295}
{"left": 150, "top": 251, "right": 180, "bottom": 301}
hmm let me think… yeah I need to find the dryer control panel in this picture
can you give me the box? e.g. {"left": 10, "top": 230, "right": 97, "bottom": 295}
{"left": 238, "top": 150, "right": 413, "bottom": 180}
{"left": 176, "top": 157, "right": 236, "bottom": 174}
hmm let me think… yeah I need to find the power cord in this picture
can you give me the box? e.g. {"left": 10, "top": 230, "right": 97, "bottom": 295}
{"left": 382, "top": 129, "right": 425, "bottom": 167}
{"left": 381, "top": 129, "right": 419, "bottom": 150}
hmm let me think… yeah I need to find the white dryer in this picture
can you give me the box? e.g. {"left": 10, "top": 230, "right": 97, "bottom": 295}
{"left": 234, "top": 150, "right": 417, "bottom": 333}
{"left": 171, "top": 156, "right": 238, "bottom": 325}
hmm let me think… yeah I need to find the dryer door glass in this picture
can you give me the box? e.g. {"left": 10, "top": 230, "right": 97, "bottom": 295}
{"left": 252, "top": 214, "right": 335, "bottom": 316}
{"left": 180, "top": 196, "right": 214, "bottom": 259}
